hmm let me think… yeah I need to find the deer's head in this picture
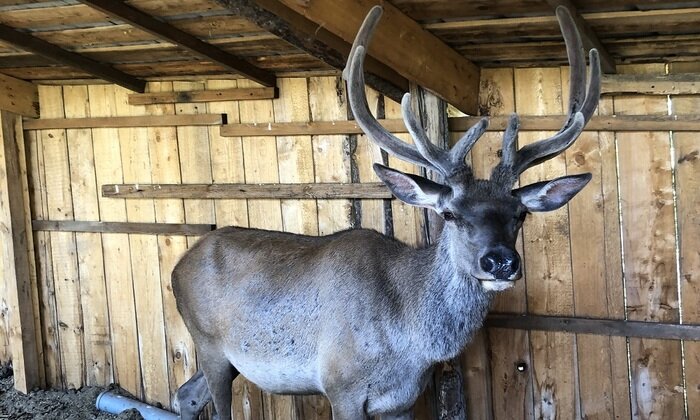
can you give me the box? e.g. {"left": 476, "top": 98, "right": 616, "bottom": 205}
{"left": 343, "top": 6, "right": 600, "bottom": 292}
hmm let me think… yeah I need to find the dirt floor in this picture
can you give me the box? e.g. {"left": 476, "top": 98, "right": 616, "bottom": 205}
{"left": 0, "top": 366, "right": 144, "bottom": 419}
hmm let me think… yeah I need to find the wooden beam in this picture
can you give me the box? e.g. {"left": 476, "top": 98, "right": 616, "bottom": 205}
{"left": 544, "top": 0, "right": 616, "bottom": 73}
{"left": 79, "top": 0, "right": 276, "bottom": 87}
{"left": 602, "top": 73, "right": 700, "bottom": 95}
{"left": 250, "top": 0, "right": 480, "bottom": 113}
{"left": 218, "top": 114, "right": 700, "bottom": 137}
{"left": 128, "top": 87, "right": 278, "bottom": 105}
{"left": 0, "top": 111, "right": 42, "bottom": 392}
{"left": 23, "top": 113, "right": 225, "bottom": 130}
{"left": 0, "top": 73, "right": 38, "bottom": 118}
{"left": 486, "top": 314, "right": 700, "bottom": 341}
{"left": 0, "top": 23, "right": 145, "bottom": 93}
{"left": 215, "top": 0, "right": 407, "bottom": 103}
{"left": 101, "top": 183, "right": 393, "bottom": 199}
{"left": 32, "top": 220, "right": 215, "bottom": 236}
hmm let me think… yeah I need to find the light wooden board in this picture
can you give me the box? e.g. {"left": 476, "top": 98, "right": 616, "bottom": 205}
{"left": 670, "top": 86, "right": 700, "bottom": 418}
{"left": 129, "top": 87, "right": 277, "bottom": 105}
{"left": 143, "top": 81, "right": 196, "bottom": 407}
{"left": 515, "top": 67, "right": 577, "bottom": 419}
{"left": 0, "top": 73, "right": 38, "bottom": 117}
{"left": 561, "top": 69, "right": 631, "bottom": 419}
{"left": 308, "top": 76, "right": 352, "bottom": 235}
{"left": 114, "top": 85, "right": 170, "bottom": 406}
{"left": 62, "top": 85, "right": 112, "bottom": 387}
{"left": 23, "top": 113, "right": 225, "bottom": 130}
{"left": 615, "top": 64, "right": 685, "bottom": 419}
{"left": 354, "top": 86, "right": 388, "bottom": 233}
{"left": 25, "top": 125, "right": 61, "bottom": 387}
{"left": 38, "top": 85, "right": 86, "bottom": 389}
{"left": 87, "top": 84, "right": 142, "bottom": 397}
{"left": 205, "top": 79, "right": 249, "bottom": 228}
{"left": 0, "top": 110, "right": 42, "bottom": 392}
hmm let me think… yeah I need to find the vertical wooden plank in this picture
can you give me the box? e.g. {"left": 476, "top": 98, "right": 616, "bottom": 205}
{"left": 514, "top": 67, "right": 577, "bottom": 419}
{"left": 615, "top": 64, "right": 685, "bottom": 419}
{"left": 114, "top": 86, "right": 169, "bottom": 406}
{"left": 354, "top": 87, "right": 387, "bottom": 232}
{"left": 274, "top": 78, "right": 318, "bottom": 236}
{"left": 309, "top": 76, "right": 351, "bottom": 236}
{"left": 39, "top": 85, "right": 85, "bottom": 389}
{"left": 384, "top": 97, "right": 425, "bottom": 247}
{"left": 62, "top": 85, "right": 113, "bottom": 387}
{"left": 470, "top": 67, "right": 534, "bottom": 420}
{"left": 0, "top": 111, "right": 42, "bottom": 392}
{"left": 206, "top": 79, "right": 248, "bottom": 229}
{"left": 174, "top": 81, "right": 215, "bottom": 245}
{"left": 671, "top": 87, "right": 700, "bottom": 419}
{"left": 25, "top": 127, "right": 61, "bottom": 388}
{"left": 238, "top": 79, "right": 283, "bottom": 230}
{"left": 145, "top": 81, "right": 196, "bottom": 408}
{"left": 88, "top": 84, "right": 141, "bottom": 397}
{"left": 561, "top": 67, "right": 631, "bottom": 419}
{"left": 237, "top": 78, "right": 281, "bottom": 418}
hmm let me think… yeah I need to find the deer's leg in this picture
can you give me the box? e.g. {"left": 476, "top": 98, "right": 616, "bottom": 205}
{"left": 175, "top": 370, "right": 212, "bottom": 420}
{"left": 328, "top": 395, "right": 369, "bottom": 420}
{"left": 380, "top": 410, "right": 415, "bottom": 420}
{"left": 199, "top": 350, "right": 238, "bottom": 420}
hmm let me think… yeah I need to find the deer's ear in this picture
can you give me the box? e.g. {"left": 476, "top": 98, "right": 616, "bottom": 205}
{"left": 373, "top": 163, "right": 448, "bottom": 209}
{"left": 513, "top": 173, "right": 591, "bottom": 212}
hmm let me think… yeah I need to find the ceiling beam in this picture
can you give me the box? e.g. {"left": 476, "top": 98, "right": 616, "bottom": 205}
{"left": 215, "top": 0, "right": 407, "bottom": 104}
{"left": 227, "top": 0, "right": 480, "bottom": 114}
{"left": 78, "top": 0, "right": 276, "bottom": 87}
{"left": 545, "top": 0, "right": 617, "bottom": 73}
{"left": 0, "top": 23, "right": 146, "bottom": 92}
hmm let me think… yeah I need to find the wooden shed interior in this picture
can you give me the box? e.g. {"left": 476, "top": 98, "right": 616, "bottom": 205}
{"left": 0, "top": 0, "right": 699, "bottom": 419}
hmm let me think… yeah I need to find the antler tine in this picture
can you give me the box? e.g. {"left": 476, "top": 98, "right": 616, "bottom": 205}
{"left": 343, "top": 6, "right": 433, "bottom": 169}
{"left": 495, "top": 6, "right": 601, "bottom": 183}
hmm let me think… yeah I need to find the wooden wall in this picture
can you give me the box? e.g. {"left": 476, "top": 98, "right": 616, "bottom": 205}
{"left": 4, "top": 65, "right": 698, "bottom": 418}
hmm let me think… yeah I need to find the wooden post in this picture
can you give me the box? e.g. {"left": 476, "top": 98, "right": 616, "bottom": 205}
{"left": 409, "top": 86, "right": 467, "bottom": 420}
{"left": 0, "top": 110, "right": 42, "bottom": 392}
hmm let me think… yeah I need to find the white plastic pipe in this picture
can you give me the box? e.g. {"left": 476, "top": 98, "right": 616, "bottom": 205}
{"left": 95, "top": 390, "right": 178, "bottom": 420}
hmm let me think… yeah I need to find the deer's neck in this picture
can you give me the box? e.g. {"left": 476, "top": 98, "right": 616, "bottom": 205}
{"left": 411, "top": 231, "right": 493, "bottom": 362}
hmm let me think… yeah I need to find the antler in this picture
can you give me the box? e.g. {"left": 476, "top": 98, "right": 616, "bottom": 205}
{"left": 492, "top": 6, "right": 601, "bottom": 186}
{"left": 343, "top": 6, "right": 488, "bottom": 179}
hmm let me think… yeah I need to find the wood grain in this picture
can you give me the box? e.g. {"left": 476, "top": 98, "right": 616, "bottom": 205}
{"left": 129, "top": 87, "right": 277, "bottom": 105}
{"left": 615, "top": 64, "right": 685, "bottom": 419}
{"left": 23, "top": 113, "right": 225, "bottom": 129}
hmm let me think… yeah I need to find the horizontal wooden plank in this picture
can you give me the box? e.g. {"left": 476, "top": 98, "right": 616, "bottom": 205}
{"left": 101, "top": 183, "right": 393, "bottom": 199}
{"left": 450, "top": 114, "right": 700, "bottom": 132}
{"left": 128, "top": 87, "right": 278, "bottom": 105}
{"left": 220, "top": 114, "right": 700, "bottom": 137}
{"left": 32, "top": 220, "right": 214, "bottom": 236}
{"left": 23, "top": 113, "right": 225, "bottom": 129}
{"left": 602, "top": 73, "right": 700, "bottom": 95}
{"left": 219, "top": 119, "right": 409, "bottom": 137}
{"left": 486, "top": 314, "right": 700, "bottom": 341}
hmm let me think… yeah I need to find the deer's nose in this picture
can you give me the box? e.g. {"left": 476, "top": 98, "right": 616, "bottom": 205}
{"left": 479, "top": 248, "right": 520, "bottom": 279}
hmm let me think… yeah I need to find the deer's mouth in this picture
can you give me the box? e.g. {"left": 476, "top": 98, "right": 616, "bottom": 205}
{"left": 478, "top": 279, "right": 515, "bottom": 292}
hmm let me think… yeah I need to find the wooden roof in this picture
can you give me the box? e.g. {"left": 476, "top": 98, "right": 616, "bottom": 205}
{"left": 0, "top": 0, "right": 698, "bottom": 112}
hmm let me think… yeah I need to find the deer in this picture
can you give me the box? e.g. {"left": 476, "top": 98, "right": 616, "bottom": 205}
{"left": 171, "top": 5, "right": 600, "bottom": 420}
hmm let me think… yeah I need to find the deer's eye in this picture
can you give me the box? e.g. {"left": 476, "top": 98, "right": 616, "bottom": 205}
{"left": 442, "top": 211, "right": 457, "bottom": 221}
